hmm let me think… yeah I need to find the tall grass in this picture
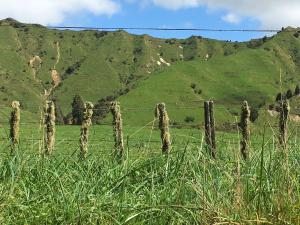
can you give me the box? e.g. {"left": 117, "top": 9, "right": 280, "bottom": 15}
{"left": 0, "top": 126, "right": 299, "bottom": 224}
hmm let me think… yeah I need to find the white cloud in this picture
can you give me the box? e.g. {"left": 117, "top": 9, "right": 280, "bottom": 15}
{"left": 0, "top": 0, "right": 120, "bottom": 25}
{"left": 151, "top": 0, "right": 300, "bottom": 28}
{"left": 152, "top": 0, "right": 200, "bottom": 10}
{"left": 221, "top": 13, "right": 240, "bottom": 24}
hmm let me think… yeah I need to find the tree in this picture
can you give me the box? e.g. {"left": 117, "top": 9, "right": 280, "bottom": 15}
{"left": 250, "top": 108, "right": 259, "bottom": 122}
{"left": 92, "top": 95, "right": 116, "bottom": 124}
{"left": 184, "top": 116, "right": 195, "bottom": 123}
{"left": 275, "top": 93, "right": 283, "bottom": 102}
{"left": 53, "top": 100, "right": 65, "bottom": 124}
{"left": 295, "top": 85, "right": 300, "bottom": 95}
{"left": 286, "top": 89, "right": 293, "bottom": 99}
{"left": 71, "top": 95, "right": 85, "bottom": 125}
{"left": 262, "top": 35, "right": 268, "bottom": 42}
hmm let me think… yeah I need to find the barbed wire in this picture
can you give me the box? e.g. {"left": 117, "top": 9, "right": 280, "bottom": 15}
{"left": 0, "top": 104, "right": 251, "bottom": 112}
{"left": 0, "top": 24, "right": 287, "bottom": 33}
{"left": 0, "top": 135, "right": 278, "bottom": 146}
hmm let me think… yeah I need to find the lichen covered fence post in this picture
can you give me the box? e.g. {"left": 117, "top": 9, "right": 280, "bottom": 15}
{"left": 204, "top": 101, "right": 216, "bottom": 158}
{"left": 44, "top": 101, "right": 56, "bottom": 155}
{"left": 10, "top": 101, "right": 20, "bottom": 152}
{"left": 155, "top": 103, "right": 171, "bottom": 154}
{"left": 111, "top": 101, "right": 124, "bottom": 160}
{"left": 279, "top": 99, "right": 290, "bottom": 149}
{"left": 239, "top": 100, "right": 251, "bottom": 160}
{"left": 204, "top": 101, "right": 212, "bottom": 148}
{"left": 79, "top": 102, "right": 94, "bottom": 159}
{"left": 209, "top": 101, "right": 216, "bottom": 158}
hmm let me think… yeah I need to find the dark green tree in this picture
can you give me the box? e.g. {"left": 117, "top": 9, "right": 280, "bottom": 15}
{"left": 286, "top": 89, "right": 293, "bottom": 99}
{"left": 250, "top": 108, "right": 259, "bottom": 122}
{"left": 275, "top": 93, "right": 283, "bottom": 102}
{"left": 295, "top": 85, "right": 300, "bottom": 95}
{"left": 53, "top": 100, "right": 65, "bottom": 124}
{"left": 92, "top": 95, "right": 116, "bottom": 124}
{"left": 71, "top": 95, "right": 85, "bottom": 125}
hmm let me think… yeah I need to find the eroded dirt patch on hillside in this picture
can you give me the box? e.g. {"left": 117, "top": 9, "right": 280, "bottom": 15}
{"left": 29, "top": 55, "right": 42, "bottom": 78}
{"left": 45, "top": 41, "right": 62, "bottom": 99}
{"left": 51, "top": 69, "right": 61, "bottom": 87}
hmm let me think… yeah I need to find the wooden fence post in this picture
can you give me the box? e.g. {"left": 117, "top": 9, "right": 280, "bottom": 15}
{"left": 209, "top": 101, "right": 216, "bottom": 158}
{"left": 111, "top": 101, "right": 124, "bottom": 160}
{"left": 155, "top": 103, "right": 171, "bottom": 154}
{"left": 240, "top": 100, "right": 250, "bottom": 159}
{"left": 10, "top": 101, "right": 20, "bottom": 152}
{"left": 204, "top": 101, "right": 216, "bottom": 158}
{"left": 204, "top": 101, "right": 211, "bottom": 148}
{"left": 44, "top": 101, "right": 56, "bottom": 155}
{"left": 79, "top": 102, "right": 94, "bottom": 159}
{"left": 279, "top": 99, "right": 290, "bottom": 149}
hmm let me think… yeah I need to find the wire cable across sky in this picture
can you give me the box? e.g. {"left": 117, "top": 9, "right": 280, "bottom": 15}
{"left": 46, "top": 26, "right": 281, "bottom": 33}
{"left": 0, "top": 24, "right": 283, "bottom": 33}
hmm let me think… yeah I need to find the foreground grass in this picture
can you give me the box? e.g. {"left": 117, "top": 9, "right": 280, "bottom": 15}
{"left": 0, "top": 125, "right": 299, "bottom": 224}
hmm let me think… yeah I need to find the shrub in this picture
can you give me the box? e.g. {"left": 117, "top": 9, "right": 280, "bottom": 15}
{"left": 250, "top": 108, "right": 259, "bottom": 122}
{"left": 269, "top": 104, "right": 275, "bottom": 110}
{"left": 224, "top": 49, "right": 234, "bottom": 56}
{"left": 64, "top": 61, "right": 82, "bottom": 77}
{"left": 190, "top": 83, "right": 196, "bottom": 89}
{"left": 276, "top": 93, "right": 283, "bottom": 101}
{"left": 295, "top": 85, "right": 300, "bottom": 95}
{"left": 92, "top": 95, "right": 117, "bottom": 124}
{"left": 286, "top": 89, "right": 293, "bottom": 99}
{"left": 71, "top": 95, "right": 85, "bottom": 125}
{"left": 94, "top": 31, "right": 108, "bottom": 38}
{"left": 247, "top": 39, "right": 263, "bottom": 48}
{"left": 184, "top": 116, "right": 195, "bottom": 123}
{"left": 262, "top": 36, "right": 268, "bottom": 42}
{"left": 133, "top": 47, "right": 142, "bottom": 54}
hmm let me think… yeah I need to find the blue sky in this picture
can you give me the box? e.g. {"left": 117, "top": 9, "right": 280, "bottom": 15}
{"left": 0, "top": 0, "right": 299, "bottom": 41}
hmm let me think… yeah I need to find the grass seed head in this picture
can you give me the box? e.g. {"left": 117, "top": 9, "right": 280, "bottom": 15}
{"left": 240, "top": 100, "right": 250, "bottom": 159}
{"left": 10, "top": 101, "right": 20, "bottom": 151}
{"left": 156, "top": 103, "right": 171, "bottom": 153}
{"left": 80, "top": 101, "right": 94, "bottom": 159}
{"left": 44, "top": 101, "right": 56, "bottom": 155}
{"left": 279, "top": 99, "right": 290, "bottom": 148}
{"left": 111, "top": 101, "right": 124, "bottom": 160}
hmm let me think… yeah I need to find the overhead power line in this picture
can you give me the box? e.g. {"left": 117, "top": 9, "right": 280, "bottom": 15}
{"left": 0, "top": 24, "right": 284, "bottom": 33}
{"left": 46, "top": 26, "right": 281, "bottom": 33}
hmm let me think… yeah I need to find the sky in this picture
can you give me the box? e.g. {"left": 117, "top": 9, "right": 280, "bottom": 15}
{"left": 0, "top": 0, "right": 300, "bottom": 41}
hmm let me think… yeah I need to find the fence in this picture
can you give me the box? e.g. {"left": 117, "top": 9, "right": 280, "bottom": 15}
{"left": 0, "top": 99, "right": 294, "bottom": 160}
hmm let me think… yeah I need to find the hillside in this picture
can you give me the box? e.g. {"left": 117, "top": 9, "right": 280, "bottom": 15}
{"left": 0, "top": 18, "right": 300, "bottom": 127}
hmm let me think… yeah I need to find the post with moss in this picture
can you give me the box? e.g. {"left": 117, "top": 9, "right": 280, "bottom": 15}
{"left": 240, "top": 101, "right": 250, "bottom": 160}
{"left": 111, "top": 101, "right": 124, "bottom": 160}
{"left": 79, "top": 102, "right": 94, "bottom": 159}
{"left": 10, "top": 101, "right": 20, "bottom": 151}
{"left": 44, "top": 101, "right": 56, "bottom": 155}
{"left": 209, "top": 101, "right": 216, "bottom": 158}
{"left": 204, "top": 101, "right": 212, "bottom": 152}
{"left": 155, "top": 103, "right": 171, "bottom": 154}
{"left": 279, "top": 99, "right": 290, "bottom": 149}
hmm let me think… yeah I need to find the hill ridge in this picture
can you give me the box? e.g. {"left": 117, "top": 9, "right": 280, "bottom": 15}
{"left": 0, "top": 18, "right": 300, "bottom": 126}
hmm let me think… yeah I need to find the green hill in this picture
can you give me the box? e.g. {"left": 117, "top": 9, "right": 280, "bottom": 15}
{"left": 0, "top": 18, "right": 300, "bottom": 127}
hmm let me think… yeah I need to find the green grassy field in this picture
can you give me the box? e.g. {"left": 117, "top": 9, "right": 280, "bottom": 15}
{"left": 1, "top": 18, "right": 300, "bottom": 224}
{"left": 0, "top": 123, "right": 299, "bottom": 224}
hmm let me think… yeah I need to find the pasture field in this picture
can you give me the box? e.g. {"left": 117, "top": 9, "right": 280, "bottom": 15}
{"left": 0, "top": 124, "right": 300, "bottom": 224}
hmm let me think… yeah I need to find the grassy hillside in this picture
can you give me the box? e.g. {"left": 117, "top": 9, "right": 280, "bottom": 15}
{"left": 0, "top": 18, "right": 300, "bottom": 127}
{"left": 116, "top": 27, "right": 300, "bottom": 127}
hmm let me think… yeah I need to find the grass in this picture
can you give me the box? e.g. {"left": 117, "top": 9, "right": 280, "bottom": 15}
{"left": 0, "top": 19, "right": 300, "bottom": 223}
{"left": 0, "top": 124, "right": 299, "bottom": 224}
